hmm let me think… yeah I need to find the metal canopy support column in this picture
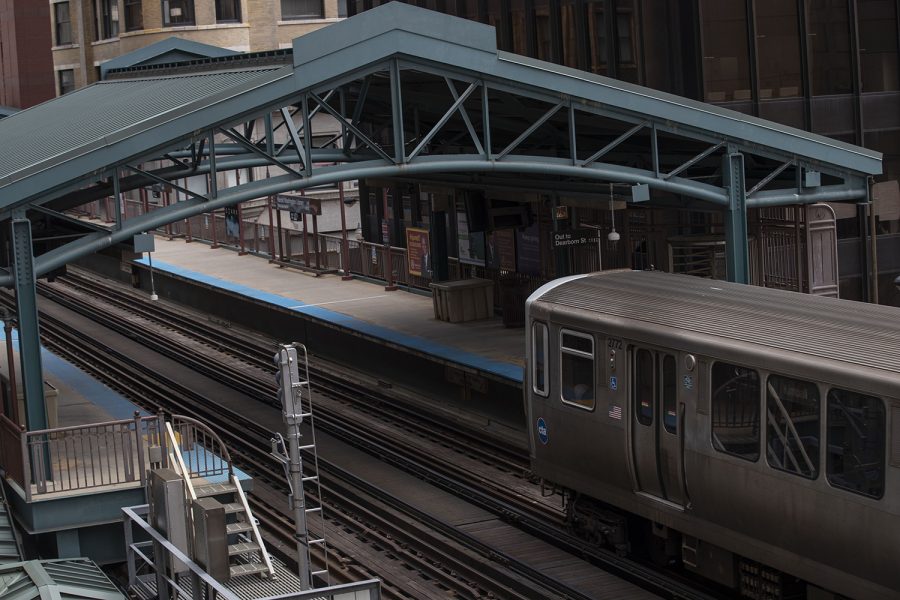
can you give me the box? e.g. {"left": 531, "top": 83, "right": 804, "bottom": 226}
{"left": 723, "top": 150, "right": 750, "bottom": 284}
{"left": 10, "top": 215, "right": 47, "bottom": 430}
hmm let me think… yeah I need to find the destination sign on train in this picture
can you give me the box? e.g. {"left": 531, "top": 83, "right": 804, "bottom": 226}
{"left": 552, "top": 229, "right": 600, "bottom": 248}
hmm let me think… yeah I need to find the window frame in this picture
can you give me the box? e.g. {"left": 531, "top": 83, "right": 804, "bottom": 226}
{"left": 96, "top": 0, "right": 120, "bottom": 40}
{"left": 54, "top": 1, "right": 73, "bottom": 46}
{"left": 764, "top": 374, "right": 821, "bottom": 480}
{"left": 531, "top": 321, "right": 549, "bottom": 397}
{"left": 124, "top": 0, "right": 143, "bottom": 31}
{"left": 825, "top": 387, "right": 886, "bottom": 500}
{"left": 58, "top": 69, "right": 75, "bottom": 95}
{"left": 162, "top": 0, "right": 195, "bottom": 27}
{"left": 280, "top": 0, "right": 325, "bottom": 20}
{"left": 558, "top": 328, "right": 595, "bottom": 411}
{"left": 215, "top": 0, "right": 241, "bottom": 23}
{"left": 710, "top": 360, "right": 761, "bottom": 462}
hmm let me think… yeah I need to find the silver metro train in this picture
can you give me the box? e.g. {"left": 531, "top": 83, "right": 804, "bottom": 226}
{"left": 525, "top": 270, "right": 898, "bottom": 599}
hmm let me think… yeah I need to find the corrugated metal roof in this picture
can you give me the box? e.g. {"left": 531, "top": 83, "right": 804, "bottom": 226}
{"left": 0, "top": 68, "right": 282, "bottom": 189}
{"left": 536, "top": 270, "right": 900, "bottom": 375}
{"left": 0, "top": 559, "right": 125, "bottom": 600}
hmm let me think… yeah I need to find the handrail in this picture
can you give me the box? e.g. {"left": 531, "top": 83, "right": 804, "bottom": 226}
{"left": 170, "top": 414, "right": 235, "bottom": 480}
{"left": 165, "top": 421, "right": 197, "bottom": 501}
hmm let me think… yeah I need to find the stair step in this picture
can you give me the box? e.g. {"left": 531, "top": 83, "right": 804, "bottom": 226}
{"left": 222, "top": 503, "right": 245, "bottom": 514}
{"left": 195, "top": 483, "right": 237, "bottom": 498}
{"left": 228, "top": 541, "right": 260, "bottom": 556}
{"left": 230, "top": 563, "right": 270, "bottom": 578}
{"left": 226, "top": 522, "right": 253, "bottom": 535}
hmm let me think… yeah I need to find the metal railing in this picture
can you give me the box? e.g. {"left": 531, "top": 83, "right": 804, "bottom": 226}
{"left": 0, "top": 412, "right": 236, "bottom": 502}
{"left": 123, "top": 504, "right": 381, "bottom": 600}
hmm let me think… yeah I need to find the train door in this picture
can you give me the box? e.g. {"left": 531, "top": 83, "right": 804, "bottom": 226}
{"left": 630, "top": 347, "right": 684, "bottom": 506}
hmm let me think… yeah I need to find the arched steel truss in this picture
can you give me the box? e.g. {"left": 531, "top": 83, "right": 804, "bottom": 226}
{"left": 0, "top": 2, "right": 881, "bottom": 428}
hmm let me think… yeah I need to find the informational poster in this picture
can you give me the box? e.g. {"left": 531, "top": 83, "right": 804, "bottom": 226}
{"left": 406, "top": 227, "right": 430, "bottom": 277}
{"left": 457, "top": 209, "right": 486, "bottom": 266}
{"left": 487, "top": 229, "right": 516, "bottom": 271}
{"left": 516, "top": 222, "right": 541, "bottom": 276}
{"left": 224, "top": 206, "right": 239, "bottom": 238}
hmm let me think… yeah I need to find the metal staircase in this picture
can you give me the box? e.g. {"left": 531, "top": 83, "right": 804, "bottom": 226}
{"left": 272, "top": 343, "right": 329, "bottom": 588}
{"left": 0, "top": 484, "right": 22, "bottom": 564}
{"left": 163, "top": 417, "right": 274, "bottom": 581}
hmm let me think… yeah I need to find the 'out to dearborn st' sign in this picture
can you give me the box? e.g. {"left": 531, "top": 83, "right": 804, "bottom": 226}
{"left": 552, "top": 228, "right": 600, "bottom": 249}
{"left": 275, "top": 194, "right": 322, "bottom": 216}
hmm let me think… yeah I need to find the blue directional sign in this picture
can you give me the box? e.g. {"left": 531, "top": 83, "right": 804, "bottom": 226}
{"left": 536, "top": 417, "right": 549, "bottom": 445}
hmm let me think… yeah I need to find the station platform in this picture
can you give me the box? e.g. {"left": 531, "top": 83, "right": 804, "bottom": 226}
{"left": 0, "top": 329, "right": 250, "bottom": 563}
{"left": 125, "top": 237, "right": 528, "bottom": 433}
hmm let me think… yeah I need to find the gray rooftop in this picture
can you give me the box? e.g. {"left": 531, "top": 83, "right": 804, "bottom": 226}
{"left": 0, "top": 559, "right": 125, "bottom": 600}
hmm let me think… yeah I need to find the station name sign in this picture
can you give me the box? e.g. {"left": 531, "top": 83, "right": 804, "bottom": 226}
{"left": 275, "top": 194, "right": 322, "bottom": 216}
{"left": 552, "top": 228, "right": 600, "bottom": 248}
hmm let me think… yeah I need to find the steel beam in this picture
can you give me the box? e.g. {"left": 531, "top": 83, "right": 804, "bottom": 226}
{"left": 10, "top": 217, "right": 47, "bottom": 430}
{"left": 723, "top": 151, "right": 750, "bottom": 284}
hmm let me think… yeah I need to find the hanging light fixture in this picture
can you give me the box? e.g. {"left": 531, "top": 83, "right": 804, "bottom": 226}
{"left": 607, "top": 182, "right": 620, "bottom": 243}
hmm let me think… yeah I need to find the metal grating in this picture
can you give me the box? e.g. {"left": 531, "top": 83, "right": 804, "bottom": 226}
{"left": 537, "top": 270, "right": 900, "bottom": 374}
{"left": 0, "top": 67, "right": 285, "bottom": 185}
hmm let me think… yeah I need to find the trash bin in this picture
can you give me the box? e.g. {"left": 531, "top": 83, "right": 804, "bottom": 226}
{"left": 499, "top": 278, "right": 528, "bottom": 328}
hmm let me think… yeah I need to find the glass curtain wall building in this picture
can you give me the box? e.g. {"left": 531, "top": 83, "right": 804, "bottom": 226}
{"left": 350, "top": 0, "right": 900, "bottom": 304}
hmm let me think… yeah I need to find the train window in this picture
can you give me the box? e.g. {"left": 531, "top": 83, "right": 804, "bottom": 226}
{"left": 826, "top": 389, "right": 885, "bottom": 499}
{"left": 711, "top": 362, "right": 760, "bottom": 461}
{"left": 662, "top": 355, "right": 677, "bottom": 434}
{"left": 634, "top": 349, "right": 654, "bottom": 426}
{"left": 532, "top": 322, "right": 549, "bottom": 397}
{"left": 766, "top": 376, "right": 819, "bottom": 479}
{"left": 560, "top": 330, "right": 594, "bottom": 410}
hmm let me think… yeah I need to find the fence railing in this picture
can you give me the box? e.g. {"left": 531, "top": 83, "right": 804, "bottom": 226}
{"left": 0, "top": 411, "right": 236, "bottom": 502}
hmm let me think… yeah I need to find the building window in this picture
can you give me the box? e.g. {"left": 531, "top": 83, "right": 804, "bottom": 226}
{"left": 58, "top": 69, "right": 75, "bottom": 95}
{"left": 857, "top": 0, "right": 899, "bottom": 92}
{"left": 711, "top": 362, "right": 760, "bottom": 461}
{"left": 806, "top": 0, "right": 852, "bottom": 95}
{"left": 281, "top": 0, "right": 324, "bottom": 19}
{"left": 54, "top": 2, "right": 72, "bottom": 45}
{"left": 586, "top": 1, "right": 607, "bottom": 75}
{"left": 826, "top": 389, "right": 885, "bottom": 499}
{"left": 699, "top": 0, "right": 751, "bottom": 103}
{"left": 531, "top": 321, "right": 548, "bottom": 396}
{"left": 754, "top": 0, "right": 802, "bottom": 99}
{"left": 125, "top": 0, "right": 143, "bottom": 31}
{"left": 163, "top": 0, "right": 195, "bottom": 26}
{"left": 96, "top": 0, "right": 120, "bottom": 39}
{"left": 766, "top": 375, "right": 819, "bottom": 479}
{"left": 216, "top": 0, "right": 241, "bottom": 22}
{"left": 559, "top": 330, "right": 594, "bottom": 410}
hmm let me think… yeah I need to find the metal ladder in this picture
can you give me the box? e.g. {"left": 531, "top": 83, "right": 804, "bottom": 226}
{"left": 272, "top": 343, "right": 329, "bottom": 588}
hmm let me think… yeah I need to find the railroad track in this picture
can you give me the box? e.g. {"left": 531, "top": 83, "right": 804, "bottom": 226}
{"left": 17, "top": 269, "right": 727, "bottom": 598}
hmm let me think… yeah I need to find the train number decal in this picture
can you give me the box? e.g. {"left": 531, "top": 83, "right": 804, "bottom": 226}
{"left": 607, "top": 338, "right": 623, "bottom": 350}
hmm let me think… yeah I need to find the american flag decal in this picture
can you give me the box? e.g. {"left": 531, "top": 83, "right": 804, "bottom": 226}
{"left": 608, "top": 404, "right": 622, "bottom": 420}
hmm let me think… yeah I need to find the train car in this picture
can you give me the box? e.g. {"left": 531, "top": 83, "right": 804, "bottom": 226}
{"left": 525, "top": 270, "right": 899, "bottom": 599}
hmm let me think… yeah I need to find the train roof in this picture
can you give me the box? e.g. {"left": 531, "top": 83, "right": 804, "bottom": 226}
{"left": 531, "top": 270, "right": 900, "bottom": 376}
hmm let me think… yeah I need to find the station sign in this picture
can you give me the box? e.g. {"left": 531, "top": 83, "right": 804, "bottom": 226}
{"left": 552, "top": 228, "right": 600, "bottom": 249}
{"left": 275, "top": 194, "right": 321, "bottom": 216}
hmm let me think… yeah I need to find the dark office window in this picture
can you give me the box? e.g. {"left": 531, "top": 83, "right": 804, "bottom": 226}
{"left": 699, "top": 0, "right": 751, "bottom": 102}
{"left": 125, "top": 0, "right": 143, "bottom": 31}
{"left": 54, "top": 2, "right": 72, "bottom": 45}
{"left": 586, "top": 1, "right": 607, "bottom": 75}
{"left": 533, "top": 0, "right": 552, "bottom": 61}
{"left": 560, "top": 330, "right": 594, "bottom": 410}
{"left": 282, "top": 0, "right": 324, "bottom": 18}
{"left": 754, "top": 0, "right": 802, "bottom": 98}
{"left": 634, "top": 348, "right": 653, "bottom": 426}
{"left": 561, "top": 0, "right": 578, "bottom": 69}
{"left": 806, "top": 0, "right": 852, "bottom": 95}
{"left": 58, "top": 69, "right": 75, "bottom": 95}
{"left": 97, "top": 0, "right": 119, "bottom": 39}
{"left": 858, "top": 0, "right": 899, "bottom": 92}
{"left": 827, "top": 389, "right": 885, "bottom": 499}
{"left": 459, "top": 0, "right": 482, "bottom": 21}
{"left": 615, "top": 2, "right": 639, "bottom": 83}
{"left": 163, "top": 0, "right": 194, "bottom": 25}
{"left": 216, "top": 0, "right": 241, "bottom": 21}
{"left": 766, "top": 375, "right": 819, "bottom": 479}
{"left": 510, "top": 0, "right": 527, "bottom": 55}
{"left": 711, "top": 362, "right": 760, "bottom": 461}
